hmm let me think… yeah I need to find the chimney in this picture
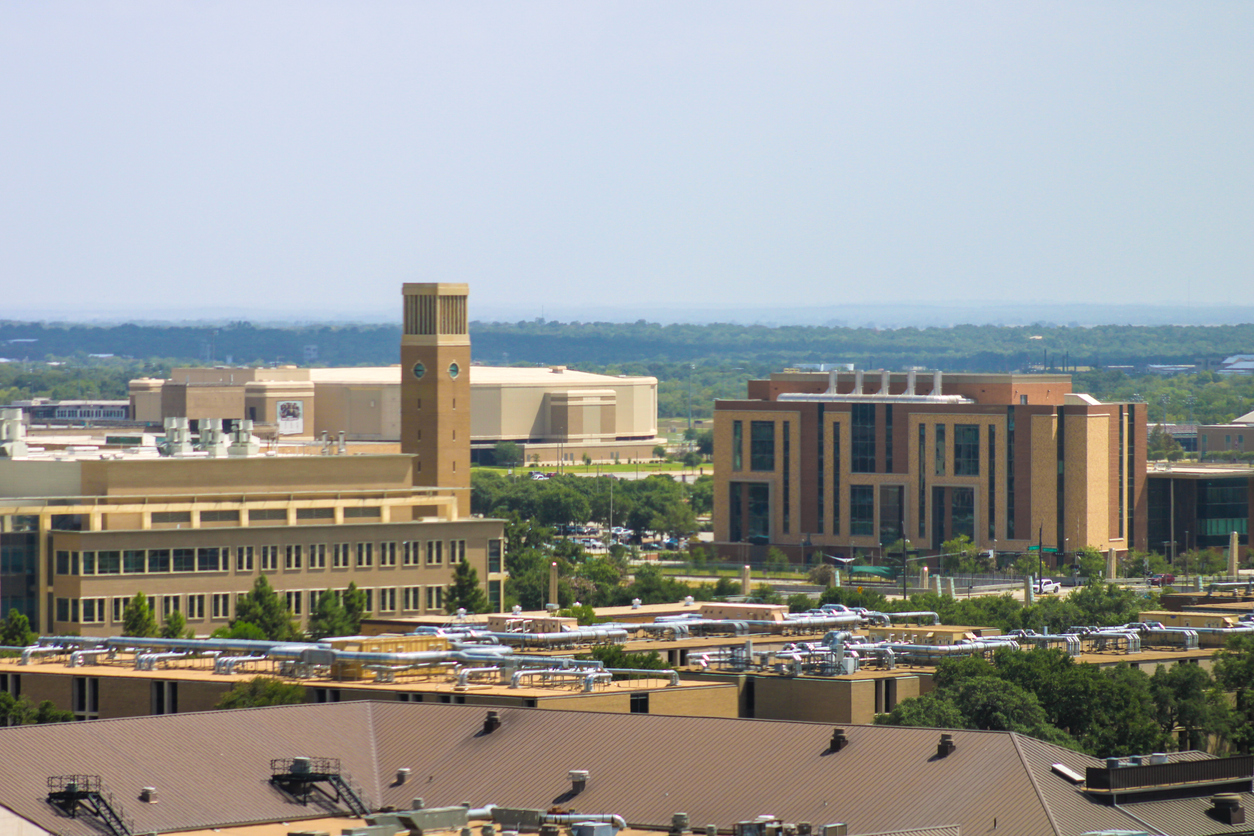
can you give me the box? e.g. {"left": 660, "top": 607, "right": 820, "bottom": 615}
{"left": 483, "top": 710, "right": 502, "bottom": 734}
{"left": 829, "top": 728, "right": 848, "bottom": 752}
{"left": 1211, "top": 793, "right": 1246, "bottom": 825}
{"left": 906, "top": 369, "right": 916, "bottom": 396}
{"left": 937, "top": 733, "right": 956, "bottom": 758}
{"left": 879, "top": 370, "right": 890, "bottom": 395}
{"left": 853, "top": 369, "right": 863, "bottom": 395}
{"left": 932, "top": 370, "right": 943, "bottom": 396}
{"left": 568, "top": 770, "right": 589, "bottom": 794}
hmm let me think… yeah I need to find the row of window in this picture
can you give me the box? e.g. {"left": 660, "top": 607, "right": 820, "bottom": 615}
{"left": 54, "top": 538, "right": 490, "bottom": 576}
{"left": 54, "top": 582, "right": 458, "bottom": 625}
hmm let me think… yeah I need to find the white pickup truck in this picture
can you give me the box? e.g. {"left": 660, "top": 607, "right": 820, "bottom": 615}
{"left": 1033, "top": 578, "right": 1061, "bottom": 594}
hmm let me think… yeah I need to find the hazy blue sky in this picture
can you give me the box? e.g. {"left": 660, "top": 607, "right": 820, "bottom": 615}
{"left": 2, "top": 3, "right": 1251, "bottom": 322}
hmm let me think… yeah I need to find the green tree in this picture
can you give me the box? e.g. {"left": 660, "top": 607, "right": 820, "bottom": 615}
{"left": 215, "top": 676, "right": 307, "bottom": 709}
{"left": 342, "top": 582, "right": 367, "bottom": 634}
{"left": 122, "top": 592, "right": 158, "bottom": 638}
{"left": 446, "top": 561, "right": 490, "bottom": 614}
{"left": 1215, "top": 634, "right": 1254, "bottom": 753}
{"left": 940, "top": 535, "right": 985, "bottom": 573}
{"left": 307, "top": 590, "right": 352, "bottom": 640}
{"left": 0, "top": 691, "right": 72, "bottom": 725}
{"left": 1151, "top": 662, "right": 1229, "bottom": 752}
{"left": 160, "top": 610, "right": 192, "bottom": 639}
{"left": 493, "top": 440, "right": 524, "bottom": 467}
{"left": 652, "top": 444, "right": 666, "bottom": 459}
{"left": 651, "top": 502, "right": 697, "bottom": 543}
{"left": 584, "top": 644, "right": 669, "bottom": 673}
{"left": 1072, "top": 546, "right": 1106, "bottom": 580}
{"left": 0, "top": 609, "right": 36, "bottom": 648}
{"left": 695, "top": 429, "right": 714, "bottom": 457}
{"left": 232, "top": 575, "right": 297, "bottom": 641}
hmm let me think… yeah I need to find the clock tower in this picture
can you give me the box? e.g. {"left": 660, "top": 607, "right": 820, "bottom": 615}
{"left": 401, "top": 283, "right": 471, "bottom": 514}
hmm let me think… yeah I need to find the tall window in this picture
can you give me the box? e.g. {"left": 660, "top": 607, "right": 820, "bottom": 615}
{"left": 782, "top": 420, "right": 790, "bottom": 534}
{"left": 750, "top": 421, "right": 775, "bottom": 471}
{"left": 1007, "top": 408, "right": 1016, "bottom": 539}
{"left": 955, "top": 425, "right": 979, "bottom": 476}
{"left": 917, "top": 423, "right": 927, "bottom": 539}
{"left": 816, "top": 406, "right": 825, "bottom": 535}
{"left": 934, "top": 424, "right": 947, "bottom": 476}
{"left": 850, "top": 485, "right": 874, "bottom": 536}
{"left": 851, "top": 404, "right": 876, "bottom": 473}
{"left": 730, "top": 483, "right": 744, "bottom": 542}
{"left": 884, "top": 405, "right": 894, "bottom": 473}
{"left": 952, "top": 487, "right": 975, "bottom": 540}
{"left": 831, "top": 423, "right": 841, "bottom": 535}
{"left": 488, "top": 539, "right": 502, "bottom": 573}
{"left": 747, "top": 484, "right": 770, "bottom": 538}
{"left": 988, "top": 425, "right": 996, "bottom": 540}
{"left": 879, "top": 485, "right": 902, "bottom": 545}
{"left": 732, "top": 421, "right": 743, "bottom": 471}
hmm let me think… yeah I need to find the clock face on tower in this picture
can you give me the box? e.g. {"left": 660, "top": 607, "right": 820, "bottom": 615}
{"left": 448, "top": 362, "right": 460, "bottom": 379}
{"left": 412, "top": 362, "right": 426, "bottom": 379}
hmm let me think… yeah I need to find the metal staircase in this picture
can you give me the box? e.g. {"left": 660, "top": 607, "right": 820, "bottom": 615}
{"left": 270, "top": 756, "right": 371, "bottom": 818}
{"left": 46, "top": 775, "right": 134, "bottom": 836}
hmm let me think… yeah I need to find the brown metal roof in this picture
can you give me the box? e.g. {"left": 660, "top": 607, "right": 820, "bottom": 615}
{"left": 0, "top": 701, "right": 1245, "bottom": 836}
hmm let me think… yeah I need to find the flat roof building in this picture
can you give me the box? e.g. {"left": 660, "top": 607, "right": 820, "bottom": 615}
{"left": 711, "top": 369, "right": 1147, "bottom": 563}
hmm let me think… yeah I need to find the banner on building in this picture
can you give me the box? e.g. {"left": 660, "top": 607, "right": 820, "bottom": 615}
{"left": 277, "top": 400, "right": 304, "bottom": 435}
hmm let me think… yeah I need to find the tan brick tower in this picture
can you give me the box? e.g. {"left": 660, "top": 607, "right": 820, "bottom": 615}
{"left": 401, "top": 283, "right": 471, "bottom": 515}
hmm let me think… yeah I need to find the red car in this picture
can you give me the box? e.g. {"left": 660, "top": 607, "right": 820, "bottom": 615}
{"left": 1149, "top": 573, "right": 1176, "bottom": 587}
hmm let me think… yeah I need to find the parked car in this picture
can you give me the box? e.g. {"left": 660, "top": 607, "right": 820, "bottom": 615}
{"left": 1033, "top": 578, "right": 1061, "bottom": 594}
{"left": 1149, "top": 573, "right": 1176, "bottom": 587}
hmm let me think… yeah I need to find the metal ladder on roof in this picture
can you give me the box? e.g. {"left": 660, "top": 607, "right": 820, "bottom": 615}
{"left": 46, "top": 775, "right": 134, "bottom": 836}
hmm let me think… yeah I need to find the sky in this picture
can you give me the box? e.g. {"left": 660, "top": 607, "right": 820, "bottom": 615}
{"left": 2, "top": 2, "right": 1252, "bottom": 324}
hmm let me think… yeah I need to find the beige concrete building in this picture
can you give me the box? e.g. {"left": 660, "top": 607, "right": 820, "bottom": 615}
{"left": 1, "top": 284, "right": 507, "bottom": 635}
{"left": 131, "top": 364, "right": 659, "bottom": 465}
{"left": 712, "top": 369, "right": 1148, "bottom": 564}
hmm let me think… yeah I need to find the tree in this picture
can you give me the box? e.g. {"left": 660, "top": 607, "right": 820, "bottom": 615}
{"left": 585, "top": 644, "right": 668, "bottom": 674}
{"left": 1215, "top": 634, "right": 1254, "bottom": 753}
{"left": 446, "top": 561, "right": 490, "bottom": 614}
{"left": 160, "top": 610, "right": 192, "bottom": 639}
{"left": 307, "top": 590, "right": 351, "bottom": 640}
{"left": 215, "top": 676, "right": 307, "bottom": 710}
{"left": 0, "top": 609, "right": 36, "bottom": 648}
{"left": 493, "top": 440, "right": 524, "bottom": 467}
{"left": 232, "top": 575, "right": 297, "bottom": 641}
{"left": 1072, "top": 546, "right": 1106, "bottom": 580}
{"left": 122, "top": 592, "right": 158, "bottom": 638}
{"left": 1151, "top": 662, "right": 1229, "bottom": 752}
{"left": 650, "top": 502, "right": 697, "bottom": 542}
{"left": 652, "top": 445, "right": 666, "bottom": 459}
{"left": 342, "top": 582, "right": 366, "bottom": 634}
{"left": 0, "top": 691, "right": 72, "bottom": 725}
{"left": 695, "top": 429, "right": 714, "bottom": 457}
{"left": 940, "top": 535, "right": 986, "bottom": 573}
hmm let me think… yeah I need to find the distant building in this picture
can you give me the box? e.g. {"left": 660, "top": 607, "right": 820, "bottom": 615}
{"left": 1198, "top": 409, "right": 1254, "bottom": 457}
{"left": 712, "top": 369, "right": 1147, "bottom": 563}
{"left": 130, "top": 364, "right": 660, "bottom": 464}
{"left": 3, "top": 397, "right": 130, "bottom": 423}
{"left": 1217, "top": 354, "right": 1254, "bottom": 375}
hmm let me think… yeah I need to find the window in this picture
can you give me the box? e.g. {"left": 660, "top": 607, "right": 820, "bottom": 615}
{"left": 630, "top": 692, "right": 649, "bottom": 713}
{"left": 96, "top": 551, "right": 121, "bottom": 574}
{"left": 309, "top": 590, "right": 321, "bottom": 613}
{"left": 449, "top": 540, "right": 465, "bottom": 565}
{"left": 172, "top": 548, "right": 195, "bottom": 572}
{"left": 236, "top": 546, "right": 254, "bottom": 571}
{"left": 162, "top": 595, "right": 180, "bottom": 618}
{"left": 934, "top": 424, "right": 947, "bottom": 476}
{"left": 850, "top": 485, "right": 875, "bottom": 537}
{"left": 379, "top": 587, "right": 397, "bottom": 612}
{"left": 426, "top": 586, "right": 443, "bottom": 611}
{"left": 404, "top": 587, "right": 422, "bottom": 611}
{"left": 954, "top": 425, "right": 979, "bottom": 476}
{"left": 211, "top": 593, "right": 231, "bottom": 619}
{"left": 148, "top": 549, "right": 171, "bottom": 573}
{"left": 333, "top": 543, "right": 351, "bottom": 568}
{"left": 884, "top": 405, "right": 894, "bottom": 473}
{"left": 732, "top": 420, "right": 743, "bottom": 471}
{"left": 344, "top": 506, "right": 381, "bottom": 519}
{"left": 356, "top": 542, "right": 373, "bottom": 567}
{"left": 80, "top": 551, "right": 95, "bottom": 575}
{"left": 112, "top": 597, "right": 125, "bottom": 623}
{"left": 123, "top": 550, "right": 146, "bottom": 574}
{"left": 488, "top": 540, "right": 502, "bottom": 573}
{"left": 879, "top": 485, "right": 903, "bottom": 545}
{"left": 782, "top": 420, "right": 790, "bottom": 535}
{"left": 489, "top": 579, "right": 502, "bottom": 612}
{"left": 426, "top": 540, "right": 443, "bottom": 566}
{"left": 285, "top": 544, "right": 302, "bottom": 570}
{"left": 750, "top": 421, "right": 775, "bottom": 471}
{"left": 832, "top": 423, "right": 841, "bottom": 536}
{"left": 403, "top": 541, "right": 421, "bottom": 566}
{"left": 312, "top": 688, "right": 341, "bottom": 703}
{"left": 363, "top": 588, "right": 374, "bottom": 613}
{"left": 56, "top": 597, "right": 71, "bottom": 623}
{"left": 851, "top": 404, "right": 876, "bottom": 473}
{"left": 260, "top": 546, "right": 279, "bottom": 572}
{"left": 56, "top": 551, "right": 75, "bottom": 575}
{"left": 309, "top": 543, "right": 326, "bottom": 569}
{"left": 380, "top": 542, "right": 397, "bottom": 567}
{"left": 952, "top": 487, "right": 975, "bottom": 540}
{"left": 73, "top": 676, "right": 99, "bottom": 720}
{"left": 730, "top": 482, "right": 743, "bottom": 542}
{"left": 152, "top": 511, "right": 192, "bottom": 525}
{"left": 296, "top": 507, "right": 334, "bottom": 521}
{"left": 81, "top": 598, "right": 106, "bottom": 624}
{"left": 285, "top": 591, "right": 303, "bottom": 615}
{"left": 249, "top": 508, "right": 287, "bottom": 523}
{"left": 747, "top": 483, "right": 770, "bottom": 539}
{"left": 197, "top": 547, "right": 222, "bottom": 572}
{"left": 988, "top": 425, "right": 996, "bottom": 541}
{"left": 187, "top": 594, "right": 206, "bottom": 620}
{"left": 152, "top": 681, "right": 178, "bottom": 715}
{"left": 200, "top": 509, "right": 239, "bottom": 524}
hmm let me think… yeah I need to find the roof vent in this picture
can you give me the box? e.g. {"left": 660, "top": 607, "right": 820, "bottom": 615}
{"left": 937, "top": 733, "right": 956, "bottom": 758}
{"left": 1211, "top": 793, "right": 1246, "bottom": 825}
{"left": 484, "top": 711, "right": 502, "bottom": 734}
{"left": 569, "top": 769, "right": 589, "bottom": 794}
{"left": 139, "top": 787, "right": 158, "bottom": 803}
{"left": 551, "top": 366, "right": 567, "bottom": 374}
{"left": 829, "top": 728, "right": 848, "bottom": 752}
{"left": 632, "top": 598, "right": 642, "bottom": 609}
{"left": 396, "top": 768, "right": 412, "bottom": 785}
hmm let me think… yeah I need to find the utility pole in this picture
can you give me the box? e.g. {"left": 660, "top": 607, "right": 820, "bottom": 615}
{"left": 1038, "top": 523, "right": 1043, "bottom": 588}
